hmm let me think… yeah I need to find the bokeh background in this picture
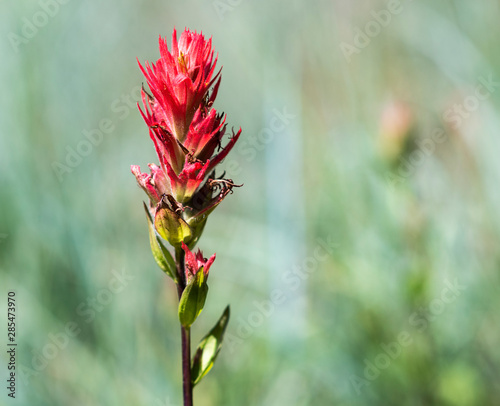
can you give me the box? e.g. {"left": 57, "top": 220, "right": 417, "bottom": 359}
{"left": 1, "top": 1, "right": 500, "bottom": 405}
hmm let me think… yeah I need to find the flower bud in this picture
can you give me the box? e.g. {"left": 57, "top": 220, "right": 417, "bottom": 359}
{"left": 154, "top": 198, "right": 192, "bottom": 247}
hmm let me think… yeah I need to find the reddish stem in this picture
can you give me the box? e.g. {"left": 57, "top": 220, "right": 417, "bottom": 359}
{"left": 176, "top": 249, "right": 193, "bottom": 406}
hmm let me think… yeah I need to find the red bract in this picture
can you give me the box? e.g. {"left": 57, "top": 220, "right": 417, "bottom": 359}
{"left": 131, "top": 164, "right": 170, "bottom": 205}
{"left": 132, "top": 28, "right": 241, "bottom": 205}
{"left": 186, "top": 108, "right": 241, "bottom": 173}
{"left": 164, "top": 158, "right": 210, "bottom": 203}
{"left": 182, "top": 242, "right": 215, "bottom": 281}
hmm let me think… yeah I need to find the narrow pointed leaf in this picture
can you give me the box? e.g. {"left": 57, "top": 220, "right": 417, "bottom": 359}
{"left": 178, "top": 271, "right": 208, "bottom": 327}
{"left": 143, "top": 203, "right": 177, "bottom": 282}
{"left": 191, "top": 305, "right": 230, "bottom": 386}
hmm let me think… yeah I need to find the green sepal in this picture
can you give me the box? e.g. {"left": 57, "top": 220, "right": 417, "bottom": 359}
{"left": 155, "top": 204, "right": 192, "bottom": 247}
{"left": 143, "top": 203, "right": 177, "bottom": 282}
{"left": 186, "top": 216, "right": 207, "bottom": 249}
{"left": 178, "top": 270, "right": 208, "bottom": 327}
{"left": 191, "top": 306, "right": 230, "bottom": 386}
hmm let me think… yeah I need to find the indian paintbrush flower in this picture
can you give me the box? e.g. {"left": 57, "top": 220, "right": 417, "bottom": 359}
{"left": 130, "top": 28, "right": 241, "bottom": 406}
{"left": 139, "top": 28, "right": 221, "bottom": 142}
{"left": 133, "top": 28, "right": 241, "bottom": 206}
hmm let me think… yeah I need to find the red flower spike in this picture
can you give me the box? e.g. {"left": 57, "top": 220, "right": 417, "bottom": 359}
{"left": 138, "top": 29, "right": 220, "bottom": 143}
{"left": 182, "top": 242, "right": 216, "bottom": 282}
{"left": 132, "top": 28, "right": 242, "bottom": 227}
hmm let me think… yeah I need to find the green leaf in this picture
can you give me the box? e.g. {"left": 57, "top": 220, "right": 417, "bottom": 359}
{"left": 178, "top": 271, "right": 208, "bottom": 327}
{"left": 191, "top": 306, "right": 230, "bottom": 386}
{"left": 143, "top": 203, "right": 177, "bottom": 282}
{"left": 155, "top": 204, "right": 192, "bottom": 247}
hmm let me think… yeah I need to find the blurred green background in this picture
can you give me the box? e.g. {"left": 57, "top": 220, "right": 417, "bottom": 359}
{"left": 1, "top": 0, "right": 500, "bottom": 405}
